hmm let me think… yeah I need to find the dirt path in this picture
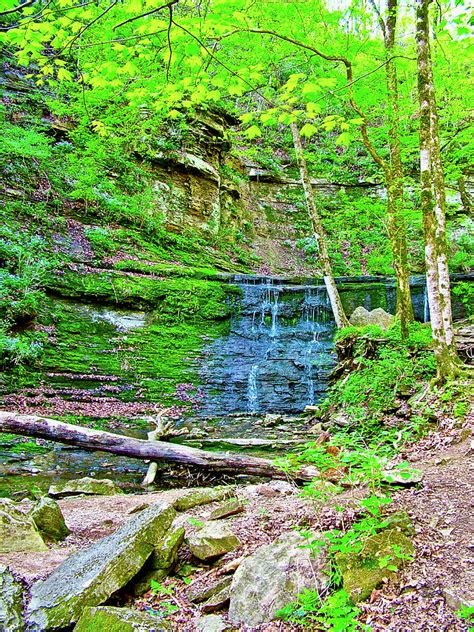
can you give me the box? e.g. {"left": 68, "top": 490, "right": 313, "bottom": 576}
{"left": 361, "top": 425, "right": 474, "bottom": 631}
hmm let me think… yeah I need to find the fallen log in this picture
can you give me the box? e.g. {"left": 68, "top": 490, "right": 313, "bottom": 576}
{"left": 0, "top": 411, "right": 318, "bottom": 482}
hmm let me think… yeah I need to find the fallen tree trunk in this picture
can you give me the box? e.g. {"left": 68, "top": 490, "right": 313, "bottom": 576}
{"left": 0, "top": 411, "right": 318, "bottom": 482}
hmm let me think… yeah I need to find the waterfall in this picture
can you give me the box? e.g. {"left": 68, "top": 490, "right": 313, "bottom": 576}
{"left": 423, "top": 287, "right": 430, "bottom": 322}
{"left": 247, "top": 364, "right": 259, "bottom": 412}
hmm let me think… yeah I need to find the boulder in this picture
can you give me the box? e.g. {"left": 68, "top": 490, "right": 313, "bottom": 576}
{"left": 174, "top": 487, "right": 234, "bottom": 511}
{"left": 209, "top": 499, "right": 244, "bottom": 521}
{"left": 0, "top": 565, "right": 24, "bottom": 632}
{"left": 349, "top": 306, "right": 394, "bottom": 330}
{"left": 186, "top": 522, "right": 240, "bottom": 561}
{"left": 228, "top": 532, "right": 330, "bottom": 627}
{"left": 382, "top": 467, "right": 424, "bottom": 485}
{"left": 129, "top": 523, "right": 185, "bottom": 595}
{"left": 335, "top": 524, "right": 414, "bottom": 602}
{"left": 188, "top": 576, "right": 232, "bottom": 604}
{"left": 48, "top": 477, "right": 122, "bottom": 497}
{"left": 26, "top": 502, "right": 176, "bottom": 631}
{"left": 0, "top": 499, "right": 47, "bottom": 553}
{"left": 195, "top": 614, "right": 227, "bottom": 632}
{"left": 75, "top": 606, "right": 168, "bottom": 631}
{"left": 29, "top": 497, "right": 70, "bottom": 542}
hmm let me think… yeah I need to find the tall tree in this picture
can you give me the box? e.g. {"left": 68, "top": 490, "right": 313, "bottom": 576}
{"left": 291, "top": 122, "right": 349, "bottom": 328}
{"left": 415, "top": 0, "right": 462, "bottom": 380}
{"left": 369, "top": 0, "right": 414, "bottom": 337}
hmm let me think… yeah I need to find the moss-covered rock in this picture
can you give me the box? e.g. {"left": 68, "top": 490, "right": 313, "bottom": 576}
{"left": 48, "top": 477, "right": 122, "bottom": 497}
{"left": 75, "top": 606, "right": 168, "bottom": 632}
{"left": 0, "top": 499, "right": 47, "bottom": 553}
{"left": 174, "top": 486, "right": 234, "bottom": 511}
{"left": 186, "top": 521, "right": 240, "bottom": 561}
{"left": 0, "top": 564, "right": 24, "bottom": 632}
{"left": 335, "top": 522, "right": 415, "bottom": 602}
{"left": 228, "top": 532, "right": 330, "bottom": 627}
{"left": 26, "top": 502, "right": 176, "bottom": 630}
{"left": 29, "top": 497, "right": 70, "bottom": 542}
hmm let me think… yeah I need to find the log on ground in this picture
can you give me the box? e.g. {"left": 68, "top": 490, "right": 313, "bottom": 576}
{"left": 0, "top": 411, "right": 318, "bottom": 482}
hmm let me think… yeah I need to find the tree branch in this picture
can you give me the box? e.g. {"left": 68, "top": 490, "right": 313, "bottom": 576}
{"left": 112, "top": 0, "right": 179, "bottom": 31}
{"left": 0, "top": 0, "right": 35, "bottom": 17}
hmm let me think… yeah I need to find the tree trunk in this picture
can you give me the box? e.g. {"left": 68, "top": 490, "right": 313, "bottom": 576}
{"left": 415, "top": 0, "right": 461, "bottom": 380}
{"left": 0, "top": 411, "right": 319, "bottom": 482}
{"left": 291, "top": 122, "right": 349, "bottom": 328}
{"left": 384, "top": 0, "right": 414, "bottom": 337}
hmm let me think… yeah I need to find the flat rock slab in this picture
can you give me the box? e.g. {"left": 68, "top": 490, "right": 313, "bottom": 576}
{"left": 0, "top": 499, "right": 47, "bottom": 554}
{"left": 48, "top": 477, "right": 122, "bottom": 497}
{"left": 186, "top": 521, "right": 240, "bottom": 561}
{"left": 229, "top": 531, "right": 330, "bottom": 627}
{"left": 26, "top": 502, "right": 176, "bottom": 631}
{"left": 195, "top": 614, "right": 227, "bottom": 632}
{"left": 209, "top": 499, "right": 245, "bottom": 521}
{"left": 75, "top": 606, "right": 169, "bottom": 631}
{"left": 173, "top": 487, "right": 234, "bottom": 511}
{"left": 0, "top": 564, "right": 24, "bottom": 632}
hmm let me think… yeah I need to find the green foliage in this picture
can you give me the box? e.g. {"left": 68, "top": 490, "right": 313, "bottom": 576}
{"left": 452, "top": 282, "right": 474, "bottom": 318}
{"left": 277, "top": 588, "right": 365, "bottom": 631}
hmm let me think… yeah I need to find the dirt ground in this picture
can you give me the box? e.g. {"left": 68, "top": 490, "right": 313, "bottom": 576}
{"left": 1, "top": 418, "right": 472, "bottom": 631}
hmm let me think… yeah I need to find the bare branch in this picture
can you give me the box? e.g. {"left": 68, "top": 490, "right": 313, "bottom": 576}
{"left": 112, "top": 0, "right": 179, "bottom": 31}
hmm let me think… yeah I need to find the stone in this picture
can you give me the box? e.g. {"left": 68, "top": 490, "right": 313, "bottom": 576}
{"left": 335, "top": 527, "right": 414, "bottom": 602}
{"left": 228, "top": 532, "right": 330, "bottom": 627}
{"left": 349, "top": 306, "right": 394, "bottom": 330}
{"left": 75, "top": 606, "right": 168, "bottom": 631}
{"left": 209, "top": 499, "right": 244, "bottom": 521}
{"left": 186, "top": 522, "right": 240, "bottom": 561}
{"left": 188, "top": 576, "right": 232, "bottom": 604}
{"left": 48, "top": 477, "right": 122, "bottom": 497}
{"left": 195, "top": 614, "right": 227, "bottom": 632}
{"left": 382, "top": 467, "right": 424, "bottom": 485}
{"left": 129, "top": 523, "right": 185, "bottom": 595}
{"left": 0, "top": 565, "right": 24, "bottom": 632}
{"left": 201, "top": 584, "right": 232, "bottom": 613}
{"left": 26, "top": 502, "right": 176, "bottom": 631}
{"left": 174, "top": 486, "right": 234, "bottom": 511}
{"left": 29, "top": 497, "right": 70, "bottom": 542}
{"left": 0, "top": 499, "right": 47, "bottom": 553}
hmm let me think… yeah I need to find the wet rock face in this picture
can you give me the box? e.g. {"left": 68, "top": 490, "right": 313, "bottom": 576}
{"left": 199, "top": 282, "right": 336, "bottom": 415}
{"left": 0, "top": 499, "right": 47, "bottom": 554}
{"left": 0, "top": 565, "right": 24, "bottom": 632}
{"left": 228, "top": 531, "right": 330, "bottom": 627}
{"left": 26, "top": 502, "right": 176, "bottom": 631}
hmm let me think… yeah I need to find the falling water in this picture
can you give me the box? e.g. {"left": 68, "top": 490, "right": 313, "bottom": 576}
{"left": 247, "top": 364, "right": 259, "bottom": 412}
{"left": 423, "top": 287, "right": 430, "bottom": 322}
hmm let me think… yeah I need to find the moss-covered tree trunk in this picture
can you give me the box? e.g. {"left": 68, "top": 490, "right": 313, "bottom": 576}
{"left": 291, "top": 123, "right": 349, "bottom": 328}
{"left": 383, "top": 0, "right": 414, "bottom": 337}
{"left": 415, "top": 0, "right": 461, "bottom": 380}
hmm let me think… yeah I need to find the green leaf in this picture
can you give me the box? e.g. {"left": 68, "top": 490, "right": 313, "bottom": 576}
{"left": 244, "top": 125, "right": 262, "bottom": 139}
{"left": 300, "top": 123, "right": 319, "bottom": 138}
{"left": 336, "top": 132, "right": 351, "bottom": 147}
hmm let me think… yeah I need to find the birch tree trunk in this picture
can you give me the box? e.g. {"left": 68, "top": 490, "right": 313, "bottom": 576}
{"left": 415, "top": 0, "right": 461, "bottom": 380}
{"left": 291, "top": 122, "right": 349, "bottom": 329}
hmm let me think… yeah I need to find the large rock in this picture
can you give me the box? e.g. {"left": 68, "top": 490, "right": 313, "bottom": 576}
{"left": 0, "top": 565, "right": 24, "bottom": 632}
{"left": 26, "top": 502, "right": 176, "bottom": 630}
{"left": 48, "top": 477, "right": 122, "bottom": 497}
{"left": 335, "top": 523, "right": 414, "bottom": 602}
{"left": 129, "top": 523, "right": 185, "bottom": 595}
{"left": 174, "top": 487, "right": 234, "bottom": 511}
{"left": 0, "top": 499, "right": 47, "bottom": 553}
{"left": 75, "top": 606, "right": 168, "bottom": 631}
{"left": 349, "top": 306, "right": 394, "bottom": 330}
{"left": 186, "top": 521, "right": 240, "bottom": 561}
{"left": 195, "top": 614, "right": 227, "bottom": 632}
{"left": 228, "top": 532, "right": 330, "bottom": 627}
{"left": 29, "top": 497, "right": 70, "bottom": 542}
